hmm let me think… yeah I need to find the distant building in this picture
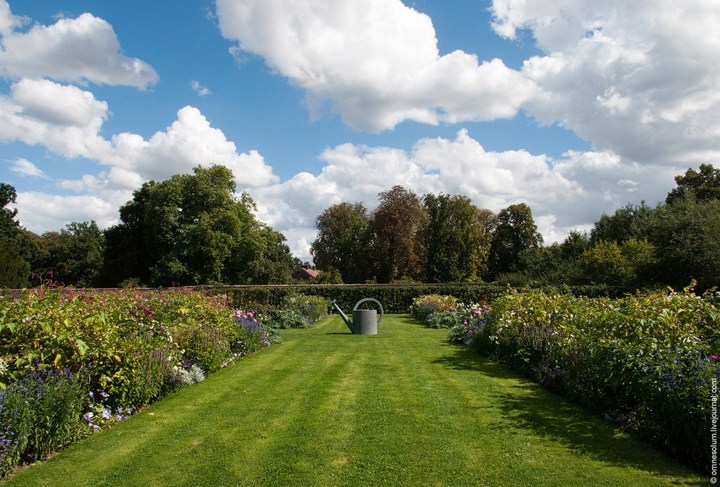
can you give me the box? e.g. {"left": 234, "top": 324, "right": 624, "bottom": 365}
{"left": 293, "top": 265, "right": 320, "bottom": 280}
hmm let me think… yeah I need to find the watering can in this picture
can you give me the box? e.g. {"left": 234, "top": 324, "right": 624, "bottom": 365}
{"left": 331, "top": 298, "right": 384, "bottom": 335}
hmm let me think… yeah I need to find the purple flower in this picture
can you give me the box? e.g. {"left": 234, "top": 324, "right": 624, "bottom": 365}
{"left": 100, "top": 392, "right": 110, "bottom": 400}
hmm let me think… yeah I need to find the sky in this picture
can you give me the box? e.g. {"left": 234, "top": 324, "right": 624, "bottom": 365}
{"left": 1, "top": 0, "right": 719, "bottom": 262}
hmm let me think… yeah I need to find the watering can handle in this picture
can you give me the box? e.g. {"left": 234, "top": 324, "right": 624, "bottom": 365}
{"left": 353, "top": 298, "right": 384, "bottom": 325}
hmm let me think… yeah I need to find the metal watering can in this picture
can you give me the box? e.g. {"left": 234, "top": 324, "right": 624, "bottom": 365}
{"left": 330, "top": 298, "right": 384, "bottom": 335}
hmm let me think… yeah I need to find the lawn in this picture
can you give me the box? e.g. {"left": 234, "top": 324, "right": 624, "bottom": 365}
{"left": 2, "top": 315, "right": 703, "bottom": 486}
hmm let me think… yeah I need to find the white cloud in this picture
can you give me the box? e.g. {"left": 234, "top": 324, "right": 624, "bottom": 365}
{"left": 8, "top": 158, "right": 48, "bottom": 179}
{"left": 0, "top": 79, "right": 111, "bottom": 159}
{"left": 216, "top": 0, "right": 535, "bottom": 131}
{"left": 191, "top": 80, "right": 212, "bottom": 97}
{"left": 14, "top": 192, "right": 118, "bottom": 232}
{"left": 0, "top": 2, "right": 158, "bottom": 88}
{"left": 105, "top": 106, "right": 278, "bottom": 187}
{"left": 491, "top": 0, "right": 720, "bottom": 167}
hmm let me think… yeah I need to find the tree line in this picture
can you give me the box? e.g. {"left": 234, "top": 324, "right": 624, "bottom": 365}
{"left": 311, "top": 164, "right": 720, "bottom": 290}
{"left": 0, "top": 166, "right": 297, "bottom": 288}
{"left": 1, "top": 163, "right": 718, "bottom": 290}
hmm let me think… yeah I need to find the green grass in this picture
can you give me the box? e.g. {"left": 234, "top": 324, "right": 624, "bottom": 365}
{"left": 3, "top": 315, "right": 704, "bottom": 486}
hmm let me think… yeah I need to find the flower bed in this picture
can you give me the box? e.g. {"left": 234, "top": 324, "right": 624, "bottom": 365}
{"left": 416, "top": 290, "right": 719, "bottom": 473}
{"left": 0, "top": 285, "right": 281, "bottom": 477}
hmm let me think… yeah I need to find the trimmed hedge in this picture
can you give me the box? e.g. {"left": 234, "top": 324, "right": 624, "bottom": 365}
{"left": 202, "top": 284, "right": 508, "bottom": 313}
{"left": 202, "top": 283, "right": 628, "bottom": 313}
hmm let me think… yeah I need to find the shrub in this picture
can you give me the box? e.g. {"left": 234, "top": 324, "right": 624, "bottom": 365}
{"left": 263, "top": 309, "right": 311, "bottom": 329}
{"left": 281, "top": 294, "right": 330, "bottom": 322}
{"left": 410, "top": 294, "right": 460, "bottom": 322}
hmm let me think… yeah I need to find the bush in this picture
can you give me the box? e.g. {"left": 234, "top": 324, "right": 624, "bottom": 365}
{"left": 263, "top": 309, "right": 311, "bottom": 329}
{"left": 410, "top": 294, "right": 460, "bottom": 322}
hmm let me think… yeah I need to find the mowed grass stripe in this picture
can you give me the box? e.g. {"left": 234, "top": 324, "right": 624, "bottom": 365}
{"left": 2, "top": 315, "right": 703, "bottom": 486}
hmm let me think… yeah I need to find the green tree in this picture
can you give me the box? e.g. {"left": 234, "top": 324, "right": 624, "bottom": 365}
{"left": 367, "top": 186, "right": 425, "bottom": 282}
{"left": 421, "top": 194, "right": 489, "bottom": 282}
{"left": 311, "top": 202, "right": 369, "bottom": 283}
{"left": 31, "top": 222, "right": 105, "bottom": 287}
{"left": 487, "top": 203, "right": 542, "bottom": 279}
{"left": 102, "top": 165, "right": 293, "bottom": 286}
{"left": 573, "top": 238, "right": 657, "bottom": 289}
{"left": 646, "top": 197, "right": 720, "bottom": 290}
{"left": 666, "top": 163, "right": 720, "bottom": 205}
{"left": 590, "top": 202, "right": 655, "bottom": 245}
{"left": 0, "top": 183, "right": 30, "bottom": 287}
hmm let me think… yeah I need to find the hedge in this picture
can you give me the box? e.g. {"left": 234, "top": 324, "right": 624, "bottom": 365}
{"left": 199, "top": 283, "right": 627, "bottom": 314}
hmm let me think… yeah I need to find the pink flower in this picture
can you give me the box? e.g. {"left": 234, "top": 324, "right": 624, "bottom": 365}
{"left": 710, "top": 355, "right": 718, "bottom": 361}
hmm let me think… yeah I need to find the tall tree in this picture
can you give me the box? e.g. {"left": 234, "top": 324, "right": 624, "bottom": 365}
{"left": 421, "top": 194, "right": 489, "bottom": 282}
{"left": 0, "top": 183, "right": 30, "bottom": 288}
{"left": 666, "top": 163, "right": 720, "bottom": 205}
{"left": 487, "top": 203, "right": 542, "bottom": 279}
{"left": 102, "top": 165, "right": 293, "bottom": 286}
{"left": 367, "top": 186, "right": 424, "bottom": 282}
{"left": 310, "top": 202, "right": 370, "bottom": 283}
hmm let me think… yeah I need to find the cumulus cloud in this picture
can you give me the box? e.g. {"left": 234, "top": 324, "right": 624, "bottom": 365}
{"left": 14, "top": 192, "right": 118, "bottom": 232}
{"left": 491, "top": 0, "right": 720, "bottom": 167}
{"left": 0, "top": 1, "right": 158, "bottom": 88}
{"left": 0, "top": 78, "right": 111, "bottom": 159}
{"left": 216, "top": 0, "right": 535, "bottom": 131}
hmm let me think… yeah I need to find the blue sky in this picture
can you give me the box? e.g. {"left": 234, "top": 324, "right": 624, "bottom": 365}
{"left": 1, "top": 0, "right": 719, "bottom": 261}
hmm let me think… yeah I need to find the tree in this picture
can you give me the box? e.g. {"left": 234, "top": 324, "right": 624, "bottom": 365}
{"left": 646, "top": 197, "right": 720, "bottom": 290}
{"left": 0, "top": 183, "right": 30, "bottom": 288}
{"left": 666, "top": 163, "right": 720, "bottom": 205}
{"left": 590, "top": 202, "right": 655, "bottom": 245}
{"left": 573, "top": 238, "right": 657, "bottom": 289}
{"left": 366, "top": 186, "right": 424, "bottom": 282}
{"left": 487, "top": 203, "right": 542, "bottom": 279}
{"left": 310, "top": 202, "right": 370, "bottom": 283}
{"left": 421, "top": 194, "right": 490, "bottom": 282}
{"left": 102, "top": 165, "right": 293, "bottom": 286}
{"left": 31, "top": 222, "right": 105, "bottom": 287}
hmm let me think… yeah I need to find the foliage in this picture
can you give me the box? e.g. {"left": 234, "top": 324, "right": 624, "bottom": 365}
{"left": 29, "top": 222, "right": 105, "bottom": 287}
{"left": 218, "top": 283, "right": 508, "bottom": 314}
{"left": 101, "top": 165, "right": 294, "bottom": 286}
{"left": 590, "top": 202, "right": 655, "bottom": 245}
{"left": 281, "top": 293, "right": 330, "bottom": 322}
{"left": 572, "top": 238, "right": 657, "bottom": 289}
{"left": 665, "top": 163, "right": 720, "bottom": 205}
{"left": 0, "top": 285, "right": 281, "bottom": 477}
{"left": 367, "top": 186, "right": 425, "bottom": 282}
{"left": 310, "top": 202, "right": 370, "bottom": 283}
{"left": 409, "top": 294, "right": 460, "bottom": 322}
{"left": 645, "top": 197, "right": 720, "bottom": 290}
{"left": 421, "top": 193, "right": 491, "bottom": 282}
{"left": 0, "top": 368, "right": 88, "bottom": 476}
{"left": 469, "top": 289, "right": 720, "bottom": 472}
{"left": 488, "top": 203, "right": 542, "bottom": 279}
{"left": 0, "top": 183, "right": 30, "bottom": 288}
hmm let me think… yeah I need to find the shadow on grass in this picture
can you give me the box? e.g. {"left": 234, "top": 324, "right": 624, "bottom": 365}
{"left": 433, "top": 345, "right": 704, "bottom": 483}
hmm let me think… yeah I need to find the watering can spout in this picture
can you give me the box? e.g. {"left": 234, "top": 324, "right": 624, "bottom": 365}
{"left": 331, "top": 300, "right": 355, "bottom": 333}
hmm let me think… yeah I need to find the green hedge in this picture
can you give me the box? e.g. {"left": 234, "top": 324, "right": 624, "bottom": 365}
{"left": 201, "top": 283, "right": 628, "bottom": 313}
{"left": 203, "top": 284, "right": 507, "bottom": 313}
